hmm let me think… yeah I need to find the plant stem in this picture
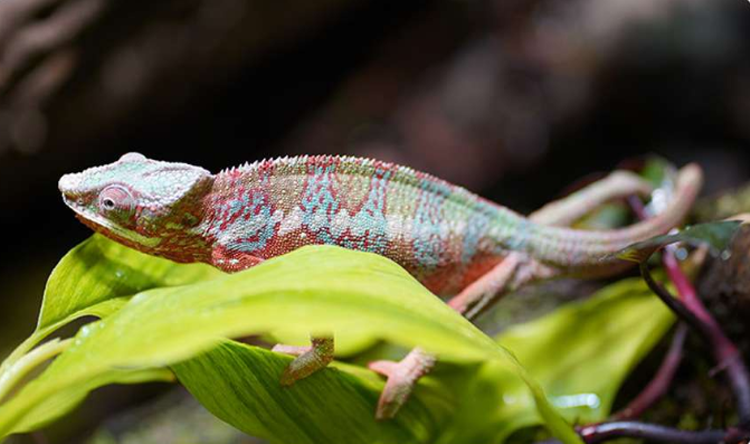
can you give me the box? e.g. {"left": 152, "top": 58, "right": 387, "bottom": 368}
{"left": 0, "top": 331, "right": 46, "bottom": 376}
{"left": 0, "top": 338, "right": 72, "bottom": 404}
{"left": 547, "top": 193, "right": 750, "bottom": 444}
{"left": 631, "top": 193, "right": 750, "bottom": 425}
{"left": 662, "top": 244, "right": 750, "bottom": 426}
{"left": 640, "top": 258, "right": 750, "bottom": 427}
{"left": 661, "top": 245, "right": 708, "bottom": 320}
{"left": 538, "top": 423, "right": 736, "bottom": 444}
{"left": 577, "top": 421, "right": 726, "bottom": 444}
{"left": 539, "top": 191, "right": 750, "bottom": 443}
{"left": 611, "top": 323, "right": 687, "bottom": 421}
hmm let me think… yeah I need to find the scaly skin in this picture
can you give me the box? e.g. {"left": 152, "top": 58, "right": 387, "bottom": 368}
{"left": 59, "top": 153, "right": 703, "bottom": 419}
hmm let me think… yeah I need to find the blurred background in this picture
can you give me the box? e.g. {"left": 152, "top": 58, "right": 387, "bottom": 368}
{"left": 2, "top": 0, "right": 750, "bottom": 442}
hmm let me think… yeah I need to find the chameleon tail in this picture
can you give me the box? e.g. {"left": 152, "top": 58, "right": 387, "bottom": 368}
{"left": 518, "top": 163, "right": 703, "bottom": 269}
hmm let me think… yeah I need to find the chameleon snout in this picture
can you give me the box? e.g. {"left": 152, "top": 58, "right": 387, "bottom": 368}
{"left": 58, "top": 173, "right": 82, "bottom": 196}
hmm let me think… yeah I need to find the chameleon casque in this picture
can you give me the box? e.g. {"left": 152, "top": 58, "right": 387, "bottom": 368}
{"left": 59, "top": 153, "right": 702, "bottom": 419}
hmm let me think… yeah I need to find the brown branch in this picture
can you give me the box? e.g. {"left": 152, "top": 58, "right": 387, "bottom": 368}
{"left": 0, "top": 0, "right": 105, "bottom": 90}
{"left": 0, "top": 0, "right": 61, "bottom": 42}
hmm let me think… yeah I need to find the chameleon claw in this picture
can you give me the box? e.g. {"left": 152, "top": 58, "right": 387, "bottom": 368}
{"left": 273, "top": 336, "right": 334, "bottom": 386}
{"left": 368, "top": 347, "right": 436, "bottom": 420}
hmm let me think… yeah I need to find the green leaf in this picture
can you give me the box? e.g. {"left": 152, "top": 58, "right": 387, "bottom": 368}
{"left": 1, "top": 235, "right": 221, "bottom": 384}
{"left": 11, "top": 368, "right": 174, "bottom": 434}
{"left": 0, "top": 244, "right": 580, "bottom": 444}
{"left": 38, "top": 234, "right": 221, "bottom": 333}
{"left": 174, "top": 276, "right": 674, "bottom": 444}
{"left": 440, "top": 277, "right": 675, "bottom": 443}
{"left": 616, "top": 221, "right": 743, "bottom": 263}
{"left": 174, "top": 341, "right": 454, "bottom": 444}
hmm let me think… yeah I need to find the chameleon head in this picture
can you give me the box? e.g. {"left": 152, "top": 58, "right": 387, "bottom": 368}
{"left": 58, "top": 152, "right": 213, "bottom": 254}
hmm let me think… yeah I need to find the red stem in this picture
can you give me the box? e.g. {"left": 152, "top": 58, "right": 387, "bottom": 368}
{"left": 628, "top": 195, "right": 750, "bottom": 427}
{"left": 578, "top": 421, "right": 726, "bottom": 444}
{"left": 539, "top": 194, "right": 750, "bottom": 443}
{"left": 611, "top": 323, "right": 687, "bottom": 421}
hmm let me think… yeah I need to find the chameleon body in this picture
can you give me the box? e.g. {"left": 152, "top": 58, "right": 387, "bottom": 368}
{"left": 59, "top": 153, "right": 700, "bottom": 292}
{"left": 59, "top": 153, "right": 703, "bottom": 418}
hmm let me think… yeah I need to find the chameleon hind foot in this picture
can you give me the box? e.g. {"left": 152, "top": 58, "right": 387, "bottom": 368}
{"left": 273, "top": 335, "right": 334, "bottom": 386}
{"left": 368, "top": 347, "right": 436, "bottom": 420}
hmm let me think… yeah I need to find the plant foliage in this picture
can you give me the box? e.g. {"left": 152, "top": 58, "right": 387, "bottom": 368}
{"left": 0, "top": 234, "right": 683, "bottom": 443}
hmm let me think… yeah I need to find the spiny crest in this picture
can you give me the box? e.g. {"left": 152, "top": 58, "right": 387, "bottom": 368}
{"left": 217, "top": 154, "right": 478, "bottom": 203}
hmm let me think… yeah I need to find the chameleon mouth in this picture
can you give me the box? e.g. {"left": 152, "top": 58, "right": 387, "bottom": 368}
{"left": 64, "top": 199, "right": 162, "bottom": 248}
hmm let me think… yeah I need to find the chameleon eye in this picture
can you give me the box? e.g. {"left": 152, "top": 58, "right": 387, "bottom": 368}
{"left": 98, "top": 186, "right": 135, "bottom": 215}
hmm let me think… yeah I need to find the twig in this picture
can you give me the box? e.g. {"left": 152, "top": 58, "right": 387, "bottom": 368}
{"left": 541, "top": 423, "right": 747, "bottom": 444}
{"left": 577, "top": 421, "right": 726, "bottom": 444}
{"left": 538, "top": 193, "right": 750, "bottom": 443}
{"left": 0, "top": 0, "right": 61, "bottom": 42}
{"left": 0, "top": 0, "right": 105, "bottom": 89}
{"left": 611, "top": 323, "right": 687, "bottom": 421}
{"left": 539, "top": 423, "right": 743, "bottom": 444}
{"left": 631, "top": 193, "right": 750, "bottom": 426}
{"left": 639, "top": 260, "right": 750, "bottom": 428}
{"left": 639, "top": 263, "right": 708, "bottom": 336}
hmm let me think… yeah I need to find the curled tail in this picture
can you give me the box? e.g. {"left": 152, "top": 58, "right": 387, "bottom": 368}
{"left": 519, "top": 163, "right": 703, "bottom": 269}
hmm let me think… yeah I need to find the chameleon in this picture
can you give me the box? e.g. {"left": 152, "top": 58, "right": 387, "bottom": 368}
{"left": 58, "top": 153, "right": 702, "bottom": 419}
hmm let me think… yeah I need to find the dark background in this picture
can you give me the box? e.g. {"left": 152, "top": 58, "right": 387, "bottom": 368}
{"left": 1, "top": 0, "right": 750, "bottom": 440}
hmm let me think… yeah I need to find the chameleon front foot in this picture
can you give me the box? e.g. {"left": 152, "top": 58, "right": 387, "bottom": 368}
{"left": 368, "top": 347, "right": 436, "bottom": 420}
{"left": 272, "top": 335, "right": 334, "bottom": 386}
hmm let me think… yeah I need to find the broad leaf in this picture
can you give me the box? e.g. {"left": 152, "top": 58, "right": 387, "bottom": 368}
{"left": 1, "top": 235, "right": 221, "bottom": 381}
{"left": 616, "top": 221, "right": 742, "bottom": 263}
{"left": 440, "top": 277, "right": 675, "bottom": 443}
{"left": 38, "top": 234, "right": 221, "bottom": 333}
{"left": 0, "top": 244, "right": 581, "bottom": 444}
{"left": 175, "top": 341, "right": 455, "bottom": 444}
{"left": 12, "top": 368, "right": 174, "bottom": 433}
{"left": 174, "top": 277, "right": 673, "bottom": 444}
